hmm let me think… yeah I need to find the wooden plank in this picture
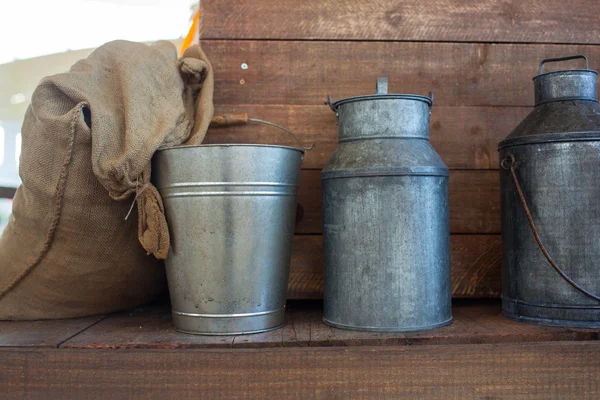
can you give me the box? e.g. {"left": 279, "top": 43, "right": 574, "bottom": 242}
{"left": 203, "top": 40, "right": 600, "bottom": 107}
{"left": 201, "top": 0, "right": 600, "bottom": 44}
{"left": 231, "top": 302, "right": 312, "bottom": 348}
{"left": 4, "top": 342, "right": 600, "bottom": 398}
{"left": 295, "top": 169, "right": 500, "bottom": 234}
{"left": 448, "top": 234, "right": 501, "bottom": 298}
{"left": 288, "top": 235, "right": 324, "bottom": 299}
{"left": 295, "top": 169, "right": 321, "bottom": 233}
{"left": 60, "top": 300, "right": 598, "bottom": 350}
{"left": 308, "top": 310, "right": 411, "bottom": 347}
{"left": 209, "top": 105, "right": 530, "bottom": 169}
{"left": 309, "top": 300, "right": 598, "bottom": 347}
{"left": 0, "top": 315, "right": 104, "bottom": 348}
{"left": 62, "top": 301, "right": 314, "bottom": 350}
{"left": 309, "top": 325, "right": 410, "bottom": 347}
{"left": 288, "top": 234, "right": 502, "bottom": 300}
{"left": 449, "top": 170, "right": 500, "bottom": 233}
{"left": 404, "top": 300, "right": 599, "bottom": 345}
{"left": 60, "top": 305, "right": 233, "bottom": 349}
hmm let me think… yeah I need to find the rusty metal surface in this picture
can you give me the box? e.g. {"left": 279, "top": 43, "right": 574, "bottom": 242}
{"left": 502, "top": 155, "right": 600, "bottom": 302}
{"left": 321, "top": 77, "right": 452, "bottom": 332}
{"left": 499, "top": 55, "right": 600, "bottom": 328}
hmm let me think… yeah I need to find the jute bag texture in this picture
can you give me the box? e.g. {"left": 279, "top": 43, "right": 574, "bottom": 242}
{"left": 0, "top": 40, "right": 214, "bottom": 320}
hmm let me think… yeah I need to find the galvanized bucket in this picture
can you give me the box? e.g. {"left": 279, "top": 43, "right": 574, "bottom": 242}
{"left": 499, "top": 55, "right": 600, "bottom": 328}
{"left": 153, "top": 118, "right": 305, "bottom": 335}
{"left": 322, "top": 78, "right": 452, "bottom": 332}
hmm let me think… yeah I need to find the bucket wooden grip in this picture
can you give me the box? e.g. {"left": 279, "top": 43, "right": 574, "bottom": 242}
{"left": 210, "top": 113, "right": 249, "bottom": 127}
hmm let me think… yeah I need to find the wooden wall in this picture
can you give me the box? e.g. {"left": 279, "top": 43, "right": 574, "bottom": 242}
{"left": 199, "top": 0, "right": 600, "bottom": 299}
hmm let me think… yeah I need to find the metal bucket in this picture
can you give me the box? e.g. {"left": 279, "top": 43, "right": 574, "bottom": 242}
{"left": 153, "top": 127, "right": 304, "bottom": 335}
{"left": 322, "top": 78, "right": 452, "bottom": 332}
{"left": 499, "top": 55, "right": 600, "bottom": 328}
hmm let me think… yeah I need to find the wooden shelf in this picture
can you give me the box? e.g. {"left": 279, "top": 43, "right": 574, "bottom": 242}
{"left": 2, "top": 300, "right": 600, "bottom": 398}
{"left": 3, "top": 300, "right": 599, "bottom": 349}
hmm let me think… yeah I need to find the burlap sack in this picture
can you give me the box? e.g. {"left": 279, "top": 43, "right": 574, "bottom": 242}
{"left": 0, "top": 40, "right": 214, "bottom": 320}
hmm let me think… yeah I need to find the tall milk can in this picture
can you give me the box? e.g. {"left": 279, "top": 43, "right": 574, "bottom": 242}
{"left": 322, "top": 77, "right": 452, "bottom": 332}
{"left": 499, "top": 55, "right": 600, "bottom": 328}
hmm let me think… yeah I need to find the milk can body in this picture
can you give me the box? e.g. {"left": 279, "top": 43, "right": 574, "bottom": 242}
{"left": 322, "top": 78, "right": 452, "bottom": 332}
{"left": 499, "top": 55, "right": 600, "bottom": 328}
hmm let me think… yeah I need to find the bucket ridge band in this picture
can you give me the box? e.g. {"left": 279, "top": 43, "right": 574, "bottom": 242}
{"left": 173, "top": 308, "right": 284, "bottom": 318}
{"left": 159, "top": 182, "right": 299, "bottom": 198}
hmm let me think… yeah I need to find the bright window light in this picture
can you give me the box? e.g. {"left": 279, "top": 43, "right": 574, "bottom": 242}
{"left": 0, "top": 0, "right": 195, "bottom": 64}
{"left": 0, "top": 127, "right": 4, "bottom": 167}
{"left": 10, "top": 93, "right": 26, "bottom": 105}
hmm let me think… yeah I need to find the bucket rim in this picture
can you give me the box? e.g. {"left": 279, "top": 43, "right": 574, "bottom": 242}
{"left": 329, "top": 94, "right": 433, "bottom": 111}
{"left": 157, "top": 143, "right": 305, "bottom": 153}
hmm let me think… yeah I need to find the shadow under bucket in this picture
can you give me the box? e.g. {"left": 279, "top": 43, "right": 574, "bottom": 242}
{"left": 153, "top": 144, "right": 303, "bottom": 335}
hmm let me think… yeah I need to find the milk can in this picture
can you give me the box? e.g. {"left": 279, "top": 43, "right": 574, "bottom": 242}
{"left": 499, "top": 55, "right": 600, "bottom": 328}
{"left": 322, "top": 77, "right": 452, "bottom": 332}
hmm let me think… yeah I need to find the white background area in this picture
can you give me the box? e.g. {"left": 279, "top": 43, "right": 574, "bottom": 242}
{"left": 0, "top": 0, "right": 195, "bottom": 64}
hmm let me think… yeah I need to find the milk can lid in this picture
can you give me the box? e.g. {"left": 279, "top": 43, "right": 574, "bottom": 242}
{"left": 326, "top": 77, "right": 434, "bottom": 111}
{"left": 533, "top": 55, "right": 598, "bottom": 106}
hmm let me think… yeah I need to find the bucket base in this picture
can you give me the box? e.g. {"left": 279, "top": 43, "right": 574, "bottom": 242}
{"left": 322, "top": 317, "right": 453, "bottom": 333}
{"left": 172, "top": 308, "right": 285, "bottom": 336}
{"left": 503, "top": 298, "right": 600, "bottom": 328}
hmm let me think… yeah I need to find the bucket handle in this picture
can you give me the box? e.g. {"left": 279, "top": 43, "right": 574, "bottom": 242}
{"left": 501, "top": 153, "right": 600, "bottom": 301}
{"left": 210, "top": 113, "right": 313, "bottom": 151}
{"left": 539, "top": 54, "right": 589, "bottom": 74}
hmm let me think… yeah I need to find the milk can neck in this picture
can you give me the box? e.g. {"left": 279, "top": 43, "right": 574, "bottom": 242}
{"left": 336, "top": 99, "right": 431, "bottom": 142}
{"left": 327, "top": 77, "right": 434, "bottom": 142}
{"left": 534, "top": 70, "right": 598, "bottom": 106}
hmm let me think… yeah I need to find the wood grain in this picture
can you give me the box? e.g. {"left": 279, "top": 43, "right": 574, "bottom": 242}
{"left": 62, "top": 302, "right": 314, "bottom": 350}
{"left": 4, "top": 343, "right": 600, "bottom": 399}
{"left": 0, "top": 315, "right": 104, "bottom": 348}
{"left": 203, "top": 40, "right": 600, "bottom": 107}
{"left": 60, "top": 301, "right": 599, "bottom": 349}
{"left": 6, "top": 302, "right": 600, "bottom": 398}
{"left": 295, "top": 169, "right": 500, "bottom": 234}
{"left": 57, "top": 305, "right": 233, "bottom": 349}
{"left": 404, "top": 300, "right": 600, "bottom": 345}
{"left": 209, "top": 104, "right": 530, "bottom": 169}
{"left": 201, "top": 0, "right": 600, "bottom": 44}
{"left": 288, "top": 234, "right": 501, "bottom": 299}
{"left": 288, "top": 236, "right": 324, "bottom": 299}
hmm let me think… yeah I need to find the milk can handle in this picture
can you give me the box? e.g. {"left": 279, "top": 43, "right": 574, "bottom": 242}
{"left": 501, "top": 154, "right": 600, "bottom": 301}
{"left": 539, "top": 54, "right": 589, "bottom": 74}
{"left": 210, "top": 113, "right": 312, "bottom": 151}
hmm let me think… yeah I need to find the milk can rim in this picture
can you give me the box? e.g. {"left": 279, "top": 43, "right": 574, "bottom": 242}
{"left": 533, "top": 69, "right": 598, "bottom": 81}
{"left": 156, "top": 143, "right": 305, "bottom": 154}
